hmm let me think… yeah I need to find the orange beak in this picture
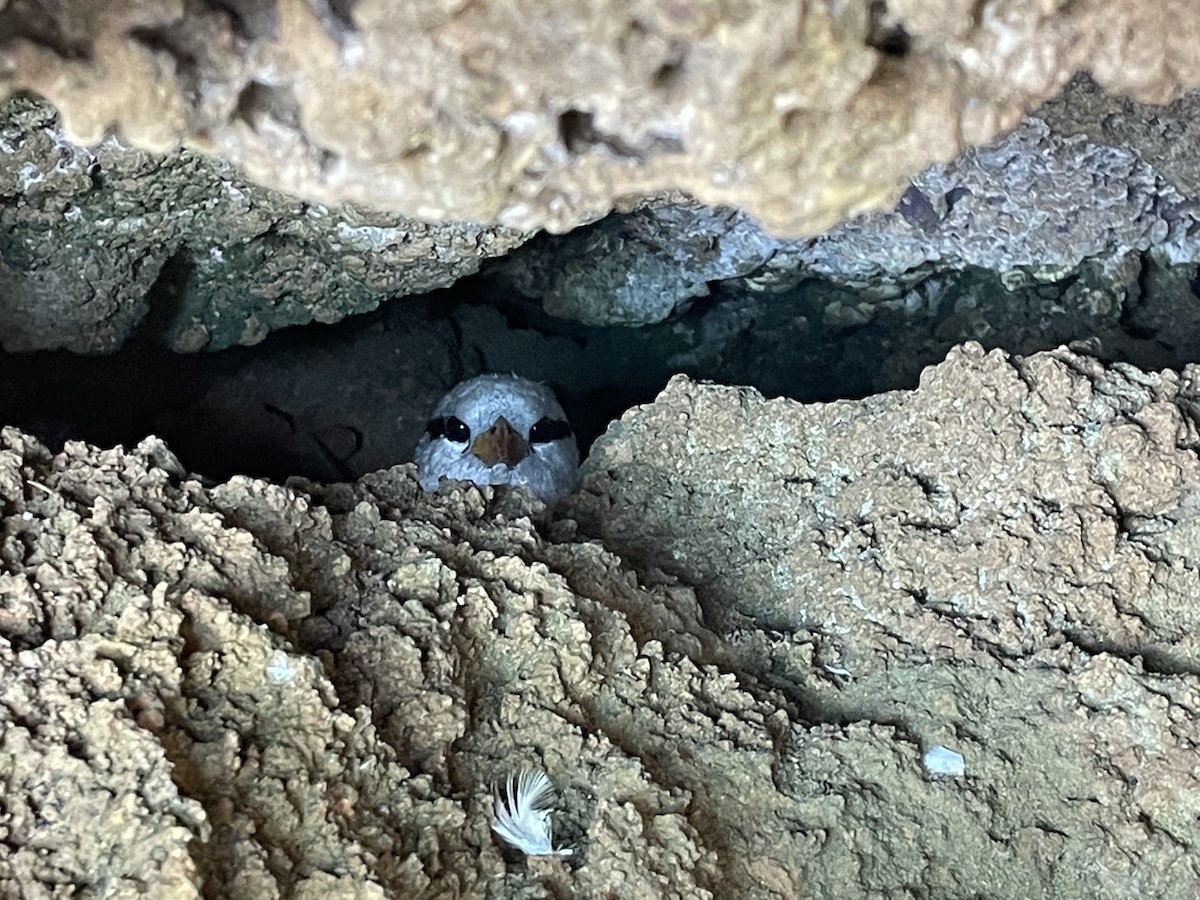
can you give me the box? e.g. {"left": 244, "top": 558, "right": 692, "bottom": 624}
{"left": 471, "top": 416, "right": 529, "bottom": 467}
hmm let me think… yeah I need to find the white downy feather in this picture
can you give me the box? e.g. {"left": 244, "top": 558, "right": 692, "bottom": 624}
{"left": 489, "top": 770, "right": 573, "bottom": 857}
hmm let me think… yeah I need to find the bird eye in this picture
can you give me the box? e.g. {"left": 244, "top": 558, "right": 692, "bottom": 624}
{"left": 427, "top": 416, "right": 471, "bottom": 443}
{"left": 529, "top": 417, "right": 572, "bottom": 444}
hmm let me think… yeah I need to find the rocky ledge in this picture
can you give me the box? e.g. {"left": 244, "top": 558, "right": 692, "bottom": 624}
{"left": 3, "top": 342, "right": 1198, "bottom": 898}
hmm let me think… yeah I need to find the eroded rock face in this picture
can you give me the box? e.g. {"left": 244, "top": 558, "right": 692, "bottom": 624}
{"left": 577, "top": 344, "right": 1200, "bottom": 661}
{"left": 493, "top": 76, "right": 1200, "bottom": 332}
{"left": 3, "top": 343, "right": 1199, "bottom": 896}
{"left": 2, "top": 0, "right": 1198, "bottom": 236}
{"left": 0, "top": 94, "right": 525, "bottom": 352}
{"left": 5, "top": 75, "right": 1200, "bottom": 358}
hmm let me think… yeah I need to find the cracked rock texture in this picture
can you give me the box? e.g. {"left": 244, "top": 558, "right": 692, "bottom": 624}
{"left": 2, "top": 0, "right": 1199, "bottom": 237}
{"left": 7, "top": 74, "right": 1200, "bottom": 353}
{"left": 492, "top": 75, "right": 1200, "bottom": 328}
{"left": 0, "top": 94, "right": 524, "bottom": 352}
{"left": 4, "top": 342, "right": 1200, "bottom": 897}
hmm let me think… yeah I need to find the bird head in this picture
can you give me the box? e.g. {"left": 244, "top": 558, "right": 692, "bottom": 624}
{"left": 414, "top": 374, "right": 579, "bottom": 502}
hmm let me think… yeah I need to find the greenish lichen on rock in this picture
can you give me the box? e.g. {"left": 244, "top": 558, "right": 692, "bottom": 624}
{"left": 0, "top": 93, "right": 527, "bottom": 353}
{"left": 490, "top": 77, "right": 1200, "bottom": 337}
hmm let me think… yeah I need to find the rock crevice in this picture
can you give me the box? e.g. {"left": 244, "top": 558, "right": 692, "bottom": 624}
{"left": 3, "top": 343, "right": 1199, "bottom": 896}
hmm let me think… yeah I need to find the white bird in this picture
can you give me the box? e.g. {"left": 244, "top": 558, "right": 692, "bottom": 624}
{"left": 414, "top": 374, "right": 579, "bottom": 502}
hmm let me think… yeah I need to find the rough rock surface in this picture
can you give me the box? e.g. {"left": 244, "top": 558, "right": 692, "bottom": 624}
{"left": 2, "top": 0, "right": 1198, "bottom": 236}
{"left": 0, "top": 94, "right": 525, "bottom": 353}
{"left": 491, "top": 200, "right": 786, "bottom": 326}
{"left": 4, "top": 342, "right": 1200, "bottom": 897}
{"left": 492, "top": 76, "right": 1200, "bottom": 329}
{"left": 6, "top": 76, "right": 1200, "bottom": 355}
{"left": 1038, "top": 72, "right": 1200, "bottom": 197}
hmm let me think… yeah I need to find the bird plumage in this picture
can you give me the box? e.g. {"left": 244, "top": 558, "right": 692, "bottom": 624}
{"left": 489, "top": 769, "right": 573, "bottom": 857}
{"left": 414, "top": 374, "right": 579, "bottom": 502}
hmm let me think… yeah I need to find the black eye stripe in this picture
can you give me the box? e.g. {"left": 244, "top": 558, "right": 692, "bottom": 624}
{"left": 529, "top": 417, "right": 572, "bottom": 444}
{"left": 426, "top": 416, "right": 470, "bottom": 442}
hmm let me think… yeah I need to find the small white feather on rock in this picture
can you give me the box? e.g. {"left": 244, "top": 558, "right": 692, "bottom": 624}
{"left": 489, "top": 770, "right": 573, "bottom": 857}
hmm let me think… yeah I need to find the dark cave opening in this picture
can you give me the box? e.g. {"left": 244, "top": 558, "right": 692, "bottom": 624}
{"left": 4, "top": 74, "right": 1198, "bottom": 491}
{"left": 1, "top": 248, "right": 1198, "bottom": 487}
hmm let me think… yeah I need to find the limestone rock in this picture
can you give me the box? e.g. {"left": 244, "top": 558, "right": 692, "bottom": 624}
{"left": 576, "top": 343, "right": 1200, "bottom": 667}
{"left": 5, "top": 75, "right": 1200, "bottom": 353}
{"left": 0, "top": 94, "right": 525, "bottom": 353}
{"left": 3, "top": 343, "right": 1200, "bottom": 895}
{"left": 490, "top": 201, "right": 787, "bottom": 326}
{"left": 2, "top": 0, "right": 1198, "bottom": 236}
{"left": 492, "top": 76, "right": 1200, "bottom": 328}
